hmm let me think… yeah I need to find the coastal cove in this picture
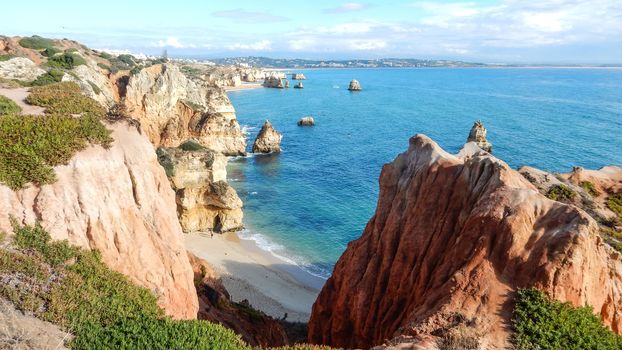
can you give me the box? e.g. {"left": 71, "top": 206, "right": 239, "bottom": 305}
{"left": 226, "top": 67, "right": 622, "bottom": 282}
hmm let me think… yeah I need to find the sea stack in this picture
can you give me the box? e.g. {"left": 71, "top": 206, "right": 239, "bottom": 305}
{"left": 294, "top": 82, "right": 304, "bottom": 89}
{"left": 297, "top": 116, "right": 315, "bottom": 126}
{"left": 348, "top": 79, "right": 362, "bottom": 91}
{"left": 284, "top": 80, "right": 290, "bottom": 88}
{"left": 291, "top": 73, "right": 306, "bottom": 80}
{"left": 252, "top": 120, "right": 283, "bottom": 153}
{"left": 263, "top": 76, "right": 285, "bottom": 88}
{"left": 466, "top": 120, "right": 492, "bottom": 152}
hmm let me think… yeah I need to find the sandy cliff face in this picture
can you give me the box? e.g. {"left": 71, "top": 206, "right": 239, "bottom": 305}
{"left": 124, "top": 64, "right": 245, "bottom": 155}
{"left": 0, "top": 123, "right": 198, "bottom": 320}
{"left": 308, "top": 135, "right": 622, "bottom": 349}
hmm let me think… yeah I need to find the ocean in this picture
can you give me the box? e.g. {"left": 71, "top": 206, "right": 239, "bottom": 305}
{"left": 226, "top": 68, "right": 622, "bottom": 279}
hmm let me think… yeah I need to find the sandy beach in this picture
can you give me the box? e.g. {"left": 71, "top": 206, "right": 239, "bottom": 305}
{"left": 224, "top": 83, "right": 263, "bottom": 91}
{"left": 185, "top": 231, "right": 325, "bottom": 322}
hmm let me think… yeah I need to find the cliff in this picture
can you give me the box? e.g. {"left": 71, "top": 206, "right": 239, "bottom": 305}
{"left": 0, "top": 123, "right": 198, "bottom": 319}
{"left": 308, "top": 135, "right": 622, "bottom": 349}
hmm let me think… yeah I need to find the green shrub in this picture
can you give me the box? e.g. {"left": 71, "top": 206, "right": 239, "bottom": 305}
{"left": 26, "top": 82, "right": 105, "bottom": 116}
{"left": 0, "top": 222, "right": 251, "bottom": 350}
{"left": 514, "top": 288, "right": 622, "bottom": 349}
{"left": 87, "top": 81, "right": 101, "bottom": 95}
{"left": 580, "top": 181, "right": 599, "bottom": 196}
{"left": 0, "top": 54, "right": 16, "bottom": 61}
{"left": 19, "top": 35, "right": 55, "bottom": 50}
{"left": 30, "top": 68, "right": 65, "bottom": 86}
{"left": 96, "top": 62, "right": 110, "bottom": 71}
{"left": 41, "top": 47, "right": 60, "bottom": 57}
{"left": 98, "top": 51, "right": 112, "bottom": 60}
{"left": 179, "top": 140, "right": 206, "bottom": 151}
{"left": 607, "top": 194, "right": 622, "bottom": 219}
{"left": 546, "top": 184, "right": 576, "bottom": 202}
{"left": 65, "top": 48, "right": 79, "bottom": 53}
{"left": 47, "top": 53, "right": 87, "bottom": 69}
{"left": 0, "top": 95, "right": 21, "bottom": 115}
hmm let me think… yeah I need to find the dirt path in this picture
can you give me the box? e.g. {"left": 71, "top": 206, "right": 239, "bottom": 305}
{"left": 0, "top": 87, "right": 45, "bottom": 115}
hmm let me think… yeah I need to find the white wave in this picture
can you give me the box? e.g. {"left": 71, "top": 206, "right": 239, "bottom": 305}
{"left": 332, "top": 85, "right": 340, "bottom": 89}
{"left": 250, "top": 191, "right": 258, "bottom": 195}
{"left": 240, "top": 125, "right": 257, "bottom": 135}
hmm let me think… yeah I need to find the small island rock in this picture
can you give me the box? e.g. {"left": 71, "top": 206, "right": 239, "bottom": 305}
{"left": 263, "top": 76, "right": 286, "bottom": 88}
{"left": 294, "top": 82, "right": 304, "bottom": 89}
{"left": 466, "top": 120, "right": 492, "bottom": 152}
{"left": 252, "top": 120, "right": 283, "bottom": 153}
{"left": 348, "top": 79, "right": 362, "bottom": 91}
{"left": 297, "top": 116, "right": 315, "bottom": 126}
{"left": 291, "top": 73, "right": 306, "bottom": 80}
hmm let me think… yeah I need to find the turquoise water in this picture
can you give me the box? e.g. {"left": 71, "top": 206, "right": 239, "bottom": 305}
{"left": 227, "top": 68, "right": 622, "bottom": 279}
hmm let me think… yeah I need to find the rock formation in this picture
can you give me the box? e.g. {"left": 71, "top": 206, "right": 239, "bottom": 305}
{"left": 124, "top": 64, "right": 246, "bottom": 155}
{"left": 157, "top": 144, "right": 243, "bottom": 233}
{"left": 263, "top": 76, "right": 286, "bottom": 89}
{"left": 466, "top": 120, "right": 492, "bottom": 152}
{"left": 188, "top": 253, "right": 289, "bottom": 347}
{"left": 0, "top": 123, "right": 199, "bottom": 320}
{"left": 348, "top": 79, "right": 362, "bottom": 91}
{"left": 284, "top": 80, "right": 290, "bottom": 88}
{"left": 308, "top": 135, "right": 622, "bottom": 349}
{"left": 61, "top": 63, "right": 116, "bottom": 108}
{"left": 294, "top": 82, "right": 304, "bottom": 89}
{"left": 252, "top": 120, "right": 283, "bottom": 153}
{"left": 291, "top": 73, "right": 306, "bottom": 80}
{"left": 297, "top": 116, "right": 315, "bottom": 126}
{"left": 0, "top": 57, "right": 45, "bottom": 81}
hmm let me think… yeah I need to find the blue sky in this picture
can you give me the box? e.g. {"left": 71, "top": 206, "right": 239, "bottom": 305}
{"left": 1, "top": 0, "right": 621, "bottom": 63}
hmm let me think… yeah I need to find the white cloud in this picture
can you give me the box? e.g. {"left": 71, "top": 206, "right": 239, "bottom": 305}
{"left": 150, "top": 37, "right": 196, "bottom": 49}
{"left": 348, "top": 40, "right": 387, "bottom": 50}
{"left": 226, "top": 40, "right": 272, "bottom": 51}
{"left": 323, "top": 3, "right": 369, "bottom": 14}
{"left": 212, "top": 9, "right": 289, "bottom": 23}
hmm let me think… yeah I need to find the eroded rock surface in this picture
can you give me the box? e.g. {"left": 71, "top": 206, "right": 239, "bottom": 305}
{"left": 348, "top": 79, "right": 362, "bottom": 91}
{"left": 263, "top": 76, "right": 286, "bottom": 89}
{"left": 0, "top": 57, "right": 45, "bottom": 81}
{"left": 252, "top": 120, "right": 283, "bottom": 153}
{"left": 297, "top": 116, "right": 315, "bottom": 126}
{"left": 0, "top": 123, "right": 198, "bottom": 320}
{"left": 466, "top": 120, "right": 492, "bottom": 152}
{"left": 308, "top": 136, "right": 622, "bottom": 349}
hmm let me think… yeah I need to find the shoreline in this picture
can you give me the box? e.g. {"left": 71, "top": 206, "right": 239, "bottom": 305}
{"left": 224, "top": 83, "right": 263, "bottom": 91}
{"left": 185, "top": 231, "right": 324, "bottom": 323}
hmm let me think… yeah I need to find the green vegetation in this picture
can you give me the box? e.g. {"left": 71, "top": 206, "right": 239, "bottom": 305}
{"left": 0, "top": 54, "right": 16, "bottom": 61}
{"left": 19, "top": 35, "right": 55, "bottom": 50}
{"left": 546, "top": 184, "right": 576, "bottom": 202}
{"left": 41, "top": 47, "right": 60, "bottom": 57}
{"left": 437, "top": 329, "right": 479, "bottom": 350}
{"left": 0, "top": 222, "right": 248, "bottom": 350}
{"left": 47, "top": 52, "right": 87, "bottom": 69}
{"left": 30, "top": 68, "right": 65, "bottom": 86}
{"left": 179, "top": 140, "right": 206, "bottom": 152}
{"left": 98, "top": 51, "right": 112, "bottom": 60}
{"left": 0, "top": 82, "right": 112, "bottom": 189}
{"left": 580, "top": 181, "right": 599, "bottom": 196}
{"left": 181, "top": 65, "right": 202, "bottom": 77}
{"left": 96, "top": 62, "right": 110, "bottom": 71}
{"left": 606, "top": 193, "right": 622, "bottom": 220}
{"left": 513, "top": 288, "right": 622, "bottom": 350}
{"left": 87, "top": 81, "right": 101, "bottom": 95}
{"left": 0, "top": 95, "right": 21, "bottom": 115}
{"left": 601, "top": 228, "right": 622, "bottom": 253}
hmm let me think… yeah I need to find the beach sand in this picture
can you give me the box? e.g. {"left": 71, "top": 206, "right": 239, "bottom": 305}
{"left": 185, "top": 232, "right": 325, "bottom": 322}
{"left": 224, "top": 83, "right": 263, "bottom": 91}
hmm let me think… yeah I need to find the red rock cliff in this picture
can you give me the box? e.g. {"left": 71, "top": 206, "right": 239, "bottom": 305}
{"left": 308, "top": 135, "right": 622, "bottom": 349}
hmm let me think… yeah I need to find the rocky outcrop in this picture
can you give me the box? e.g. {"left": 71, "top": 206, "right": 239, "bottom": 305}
{"left": 297, "top": 116, "right": 315, "bottom": 126}
{"left": 294, "top": 82, "right": 304, "bottom": 89}
{"left": 0, "top": 57, "right": 45, "bottom": 81}
{"left": 263, "top": 76, "right": 286, "bottom": 89}
{"left": 189, "top": 253, "right": 289, "bottom": 347}
{"left": 348, "top": 79, "right": 362, "bottom": 91}
{"left": 252, "top": 120, "right": 283, "bottom": 153}
{"left": 0, "top": 123, "right": 199, "bottom": 320}
{"left": 466, "top": 120, "right": 492, "bottom": 152}
{"left": 157, "top": 144, "right": 243, "bottom": 233}
{"left": 61, "top": 63, "right": 116, "bottom": 108}
{"left": 308, "top": 135, "right": 622, "bottom": 349}
{"left": 124, "top": 64, "right": 246, "bottom": 155}
{"left": 291, "top": 73, "right": 306, "bottom": 80}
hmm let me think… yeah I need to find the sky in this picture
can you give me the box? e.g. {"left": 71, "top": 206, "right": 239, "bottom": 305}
{"left": 1, "top": 0, "right": 621, "bottom": 63}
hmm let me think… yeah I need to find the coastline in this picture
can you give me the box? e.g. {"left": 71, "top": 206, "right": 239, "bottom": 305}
{"left": 185, "top": 231, "right": 324, "bottom": 323}
{"left": 224, "top": 83, "right": 263, "bottom": 91}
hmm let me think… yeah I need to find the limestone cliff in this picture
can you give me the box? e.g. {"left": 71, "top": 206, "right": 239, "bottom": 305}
{"left": 0, "top": 123, "right": 198, "bottom": 320}
{"left": 308, "top": 135, "right": 622, "bottom": 349}
{"left": 157, "top": 144, "right": 243, "bottom": 233}
{"left": 124, "top": 64, "right": 246, "bottom": 155}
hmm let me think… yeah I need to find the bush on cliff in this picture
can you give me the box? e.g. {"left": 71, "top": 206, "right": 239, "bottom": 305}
{"left": 0, "top": 95, "right": 21, "bottom": 115}
{"left": 513, "top": 288, "right": 622, "bottom": 349}
{"left": 29, "top": 68, "right": 65, "bottom": 86}
{"left": 18, "top": 35, "right": 55, "bottom": 50}
{"left": 607, "top": 193, "right": 622, "bottom": 220}
{"left": 0, "top": 221, "right": 249, "bottom": 350}
{"left": 546, "top": 184, "right": 576, "bottom": 202}
{"left": 47, "top": 52, "right": 87, "bottom": 69}
{"left": 26, "top": 82, "right": 105, "bottom": 116}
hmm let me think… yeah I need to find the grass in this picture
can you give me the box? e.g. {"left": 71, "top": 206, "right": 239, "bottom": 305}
{"left": 0, "top": 95, "right": 21, "bottom": 115}
{"left": 606, "top": 193, "right": 622, "bottom": 220}
{"left": 437, "top": 329, "right": 479, "bottom": 350}
{"left": 96, "top": 63, "right": 110, "bottom": 71}
{"left": 47, "top": 53, "right": 87, "bottom": 70}
{"left": 30, "top": 68, "right": 65, "bottom": 86}
{"left": 513, "top": 288, "right": 622, "bottom": 350}
{"left": 0, "top": 221, "right": 249, "bottom": 350}
{"left": 580, "top": 181, "right": 599, "bottom": 196}
{"left": 87, "top": 81, "right": 101, "bottom": 95}
{"left": 41, "top": 47, "right": 60, "bottom": 57}
{"left": 546, "top": 184, "right": 576, "bottom": 202}
{"left": 0, "top": 54, "right": 16, "bottom": 61}
{"left": 18, "top": 35, "right": 55, "bottom": 50}
{"left": 0, "top": 82, "right": 112, "bottom": 189}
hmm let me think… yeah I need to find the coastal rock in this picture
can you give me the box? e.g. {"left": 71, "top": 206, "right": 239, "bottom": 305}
{"left": 348, "top": 79, "right": 362, "bottom": 91}
{"left": 466, "top": 120, "right": 492, "bottom": 152}
{"left": 157, "top": 144, "right": 243, "bottom": 233}
{"left": 284, "top": 80, "right": 290, "bottom": 88}
{"left": 61, "top": 63, "right": 116, "bottom": 108}
{"left": 0, "top": 57, "right": 45, "bottom": 81}
{"left": 291, "top": 73, "right": 306, "bottom": 80}
{"left": 252, "top": 120, "right": 283, "bottom": 153}
{"left": 308, "top": 135, "right": 622, "bottom": 349}
{"left": 188, "top": 253, "right": 289, "bottom": 347}
{"left": 124, "top": 64, "right": 246, "bottom": 155}
{"left": 294, "top": 82, "right": 304, "bottom": 89}
{"left": 263, "top": 76, "right": 286, "bottom": 89}
{"left": 0, "top": 123, "right": 199, "bottom": 320}
{"left": 297, "top": 116, "right": 315, "bottom": 126}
